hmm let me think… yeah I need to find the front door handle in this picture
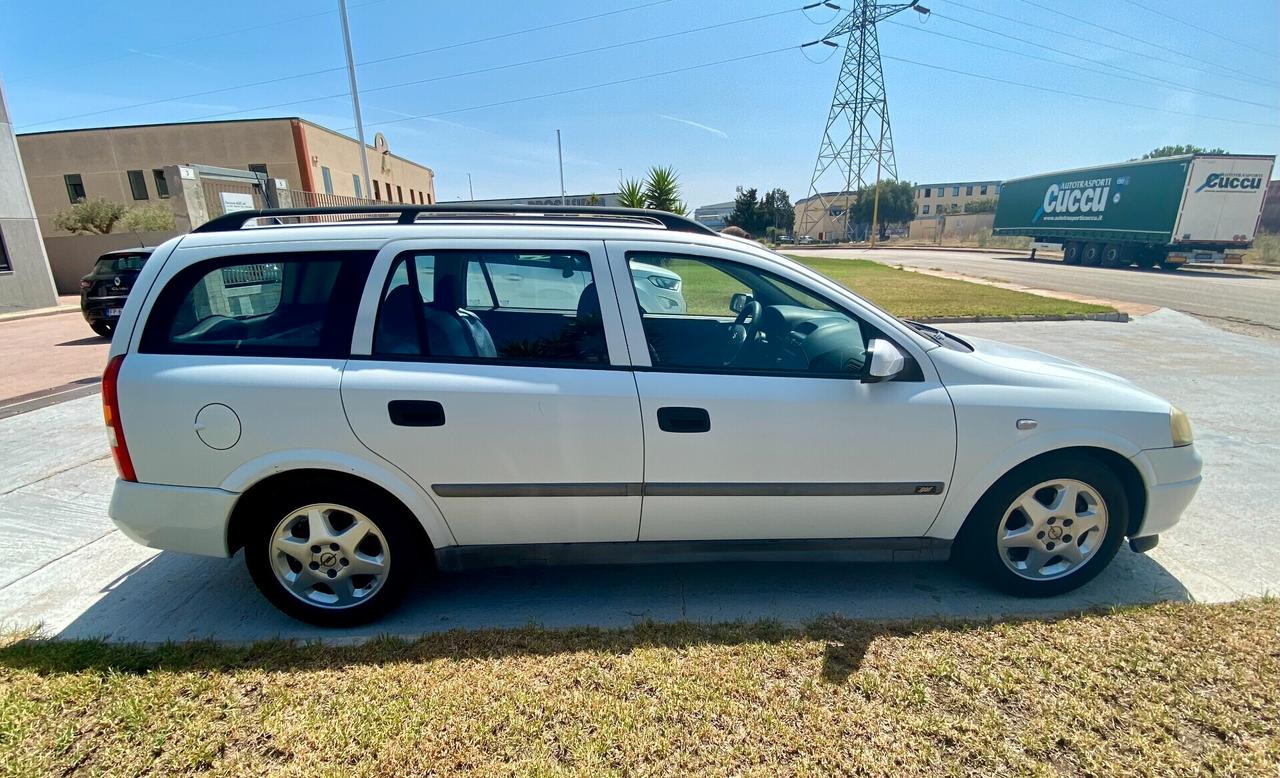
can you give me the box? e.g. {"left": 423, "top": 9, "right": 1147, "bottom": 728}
{"left": 657, "top": 406, "right": 710, "bottom": 433}
{"left": 388, "top": 400, "right": 445, "bottom": 427}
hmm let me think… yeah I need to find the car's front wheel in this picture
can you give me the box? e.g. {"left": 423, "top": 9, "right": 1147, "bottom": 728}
{"left": 243, "top": 481, "right": 420, "bottom": 626}
{"left": 956, "top": 456, "right": 1127, "bottom": 597}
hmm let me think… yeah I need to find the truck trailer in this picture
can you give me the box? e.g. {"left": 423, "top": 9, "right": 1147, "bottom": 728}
{"left": 993, "top": 154, "right": 1274, "bottom": 269}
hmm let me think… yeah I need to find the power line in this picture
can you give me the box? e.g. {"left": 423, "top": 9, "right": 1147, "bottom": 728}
{"left": 942, "top": 0, "right": 1279, "bottom": 90}
{"left": 1118, "top": 0, "right": 1271, "bottom": 56}
{"left": 7, "top": 0, "right": 394, "bottom": 84}
{"left": 904, "top": 13, "right": 1277, "bottom": 111}
{"left": 16, "top": 0, "right": 677, "bottom": 130}
{"left": 340, "top": 44, "right": 803, "bottom": 133}
{"left": 880, "top": 53, "right": 1279, "bottom": 129}
{"left": 1012, "top": 0, "right": 1277, "bottom": 87}
{"left": 180, "top": 6, "right": 804, "bottom": 123}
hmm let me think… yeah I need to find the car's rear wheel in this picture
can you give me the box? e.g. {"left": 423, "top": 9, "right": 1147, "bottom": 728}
{"left": 89, "top": 321, "right": 114, "bottom": 338}
{"left": 1062, "top": 241, "right": 1082, "bottom": 264}
{"left": 1080, "top": 242, "right": 1103, "bottom": 266}
{"left": 956, "top": 456, "right": 1127, "bottom": 597}
{"left": 243, "top": 482, "right": 420, "bottom": 626}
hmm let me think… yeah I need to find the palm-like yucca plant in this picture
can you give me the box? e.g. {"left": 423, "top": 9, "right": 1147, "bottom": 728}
{"left": 642, "top": 165, "right": 687, "bottom": 215}
{"left": 617, "top": 178, "right": 647, "bottom": 209}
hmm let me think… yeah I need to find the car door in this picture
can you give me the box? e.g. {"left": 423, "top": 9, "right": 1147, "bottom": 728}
{"left": 604, "top": 239, "right": 957, "bottom": 542}
{"left": 341, "top": 238, "right": 644, "bottom": 546}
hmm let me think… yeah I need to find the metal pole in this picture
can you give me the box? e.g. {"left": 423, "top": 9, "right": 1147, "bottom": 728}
{"left": 467, "top": 173, "right": 474, "bottom": 200}
{"left": 556, "top": 129, "right": 566, "bottom": 200}
{"left": 869, "top": 114, "right": 886, "bottom": 248}
{"left": 338, "top": 0, "right": 372, "bottom": 200}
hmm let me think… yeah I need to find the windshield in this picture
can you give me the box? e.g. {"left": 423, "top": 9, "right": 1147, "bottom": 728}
{"left": 93, "top": 254, "right": 149, "bottom": 274}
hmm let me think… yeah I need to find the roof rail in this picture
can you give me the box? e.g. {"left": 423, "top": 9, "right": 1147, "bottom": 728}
{"left": 192, "top": 204, "right": 718, "bottom": 236}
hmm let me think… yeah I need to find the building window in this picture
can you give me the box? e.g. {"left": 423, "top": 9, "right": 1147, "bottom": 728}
{"left": 64, "top": 174, "right": 86, "bottom": 203}
{"left": 0, "top": 227, "right": 11, "bottom": 272}
{"left": 951, "top": 186, "right": 960, "bottom": 196}
{"left": 127, "top": 170, "right": 149, "bottom": 200}
{"left": 321, "top": 166, "right": 334, "bottom": 195}
{"left": 353, "top": 174, "right": 363, "bottom": 199}
{"left": 923, "top": 188, "right": 931, "bottom": 198}
{"left": 373, "top": 180, "right": 381, "bottom": 200}
{"left": 153, "top": 169, "right": 170, "bottom": 198}
{"left": 922, "top": 204, "right": 930, "bottom": 215}
{"left": 396, "top": 185, "right": 404, "bottom": 203}
{"left": 980, "top": 184, "right": 988, "bottom": 195}
{"left": 248, "top": 163, "right": 269, "bottom": 177}
{"left": 426, "top": 191, "right": 433, "bottom": 205}
{"left": 965, "top": 185, "right": 973, "bottom": 196}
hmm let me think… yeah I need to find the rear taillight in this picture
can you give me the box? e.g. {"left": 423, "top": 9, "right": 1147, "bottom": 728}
{"left": 102, "top": 355, "right": 136, "bottom": 482}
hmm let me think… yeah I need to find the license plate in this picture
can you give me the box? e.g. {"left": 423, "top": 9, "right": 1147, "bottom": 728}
{"left": 1194, "top": 252, "right": 1213, "bottom": 260}
{"left": 106, "top": 308, "right": 123, "bottom": 317}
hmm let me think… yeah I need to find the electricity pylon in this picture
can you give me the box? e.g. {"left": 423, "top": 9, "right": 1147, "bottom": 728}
{"left": 796, "top": 1, "right": 929, "bottom": 242}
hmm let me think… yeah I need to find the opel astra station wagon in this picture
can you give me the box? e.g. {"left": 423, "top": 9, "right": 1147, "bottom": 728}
{"left": 104, "top": 205, "right": 1201, "bottom": 626}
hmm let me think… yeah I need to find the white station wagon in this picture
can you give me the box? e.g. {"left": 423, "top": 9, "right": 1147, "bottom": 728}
{"left": 104, "top": 206, "right": 1201, "bottom": 625}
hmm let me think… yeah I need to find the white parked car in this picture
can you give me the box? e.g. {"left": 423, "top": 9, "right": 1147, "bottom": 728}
{"left": 104, "top": 205, "right": 1200, "bottom": 625}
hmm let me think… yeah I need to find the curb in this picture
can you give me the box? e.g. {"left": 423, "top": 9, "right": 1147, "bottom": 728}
{"left": 915, "top": 312, "right": 1129, "bottom": 325}
{"left": 0, "top": 304, "right": 80, "bottom": 324}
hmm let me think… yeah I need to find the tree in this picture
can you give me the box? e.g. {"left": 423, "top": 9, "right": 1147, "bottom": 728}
{"left": 121, "top": 203, "right": 176, "bottom": 232}
{"left": 1140, "top": 144, "right": 1226, "bottom": 160}
{"left": 642, "top": 165, "right": 687, "bottom": 215}
{"left": 617, "top": 166, "right": 688, "bottom": 214}
{"left": 963, "top": 198, "right": 998, "bottom": 214}
{"left": 52, "top": 198, "right": 129, "bottom": 234}
{"left": 849, "top": 180, "right": 915, "bottom": 229}
{"left": 617, "top": 178, "right": 647, "bottom": 209}
{"left": 725, "top": 186, "right": 795, "bottom": 237}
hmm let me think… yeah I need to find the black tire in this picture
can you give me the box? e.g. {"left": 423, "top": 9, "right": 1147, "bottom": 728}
{"left": 1134, "top": 252, "right": 1157, "bottom": 270}
{"left": 1062, "top": 241, "right": 1082, "bottom": 265}
{"left": 1080, "top": 242, "right": 1103, "bottom": 266}
{"left": 1100, "top": 243, "right": 1125, "bottom": 268}
{"left": 1160, "top": 261, "right": 1183, "bottom": 271}
{"left": 243, "top": 478, "right": 423, "bottom": 626}
{"left": 89, "top": 321, "right": 114, "bottom": 338}
{"left": 954, "top": 455, "right": 1128, "bottom": 597}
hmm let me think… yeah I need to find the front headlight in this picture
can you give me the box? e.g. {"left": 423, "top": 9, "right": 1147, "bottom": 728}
{"left": 649, "top": 275, "right": 681, "bottom": 291}
{"left": 1170, "top": 406, "right": 1194, "bottom": 447}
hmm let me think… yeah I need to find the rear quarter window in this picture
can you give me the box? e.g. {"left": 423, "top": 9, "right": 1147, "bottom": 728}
{"left": 140, "top": 251, "right": 374, "bottom": 357}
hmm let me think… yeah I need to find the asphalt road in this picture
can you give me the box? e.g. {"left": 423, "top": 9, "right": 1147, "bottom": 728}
{"left": 0, "top": 309, "right": 1273, "bottom": 644}
{"left": 791, "top": 248, "right": 1280, "bottom": 335}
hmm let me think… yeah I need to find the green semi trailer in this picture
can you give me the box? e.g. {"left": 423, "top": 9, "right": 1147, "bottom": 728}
{"left": 993, "top": 154, "right": 1274, "bottom": 269}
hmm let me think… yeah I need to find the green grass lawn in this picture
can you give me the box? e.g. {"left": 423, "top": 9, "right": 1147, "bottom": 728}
{"left": 2, "top": 599, "right": 1277, "bottom": 775}
{"left": 789, "top": 256, "right": 1113, "bottom": 319}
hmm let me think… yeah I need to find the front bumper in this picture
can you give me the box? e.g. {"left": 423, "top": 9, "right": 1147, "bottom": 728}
{"left": 1131, "top": 445, "right": 1202, "bottom": 538}
{"left": 109, "top": 479, "right": 238, "bottom": 557}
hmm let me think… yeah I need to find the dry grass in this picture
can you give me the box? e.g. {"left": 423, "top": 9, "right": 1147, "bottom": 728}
{"left": 792, "top": 257, "right": 1113, "bottom": 319}
{"left": 2, "top": 599, "right": 1277, "bottom": 776}
{"left": 1243, "top": 233, "right": 1279, "bottom": 266}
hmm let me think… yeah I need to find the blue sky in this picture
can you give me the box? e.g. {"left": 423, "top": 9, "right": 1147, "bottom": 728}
{"left": 2, "top": 0, "right": 1277, "bottom": 208}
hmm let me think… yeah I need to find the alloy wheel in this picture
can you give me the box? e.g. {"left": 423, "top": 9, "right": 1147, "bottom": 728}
{"left": 269, "top": 503, "right": 391, "bottom": 609}
{"left": 995, "top": 479, "right": 1109, "bottom": 581}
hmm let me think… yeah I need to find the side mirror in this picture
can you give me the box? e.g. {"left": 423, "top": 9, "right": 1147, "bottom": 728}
{"left": 862, "top": 338, "right": 907, "bottom": 383}
{"left": 729, "top": 292, "right": 752, "bottom": 314}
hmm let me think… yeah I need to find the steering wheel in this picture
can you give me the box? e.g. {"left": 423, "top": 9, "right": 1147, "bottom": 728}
{"left": 722, "top": 299, "right": 763, "bottom": 366}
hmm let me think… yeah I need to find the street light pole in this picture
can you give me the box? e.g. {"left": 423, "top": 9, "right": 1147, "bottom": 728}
{"left": 556, "top": 129, "right": 566, "bottom": 201}
{"left": 467, "top": 173, "right": 474, "bottom": 201}
{"left": 338, "top": 0, "right": 372, "bottom": 201}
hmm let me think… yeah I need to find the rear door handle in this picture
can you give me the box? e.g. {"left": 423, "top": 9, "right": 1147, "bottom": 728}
{"left": 388, "top": 400, "right": 445, "bottom": 427}
{"left": 657, "top": 406, "right": 710, "bottom": 433}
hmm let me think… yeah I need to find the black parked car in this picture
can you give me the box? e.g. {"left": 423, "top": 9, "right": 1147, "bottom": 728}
{"left": 80, "top": 248, "right": 154, "bottom": 337}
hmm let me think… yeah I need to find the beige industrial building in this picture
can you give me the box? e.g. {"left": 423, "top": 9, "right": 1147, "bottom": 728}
{"left": 17, "top": 117, "right": 436, "bottom": 236}
{"left": 914, "top": 180, "right": 1001, "bottom": 217}
{"left": 794, "top": 191, "right": 858, "bottom": 242}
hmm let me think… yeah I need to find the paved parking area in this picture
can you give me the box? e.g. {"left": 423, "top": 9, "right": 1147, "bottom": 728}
{"left": 0, "top": 311, "right": 107, "bottom": 413}
{"left": 0, "top": 309, "right": 1274, "bottom": 643}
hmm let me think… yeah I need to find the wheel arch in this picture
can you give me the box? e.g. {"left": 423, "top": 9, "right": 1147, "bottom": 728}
{"left": 222, "top": 454, "right": 456, "bottom": 554}
{"left": 933, "top": 443, "right": 1148, "bottom": 541}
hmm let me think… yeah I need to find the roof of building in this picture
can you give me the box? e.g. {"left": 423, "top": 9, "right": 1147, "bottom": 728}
{"left": 17, "top": 116, "right": 432, "bottom": 173}
{"left": 915, "top": 180, "right": 1003, "bottom": 189}
{"left": 794, "top": 191, "right": 858, "bottom": 205}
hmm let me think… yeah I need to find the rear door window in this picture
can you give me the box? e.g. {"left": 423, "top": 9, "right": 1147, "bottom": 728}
{"left": 141, "top": 251, "right": 374, "bottom": 357}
